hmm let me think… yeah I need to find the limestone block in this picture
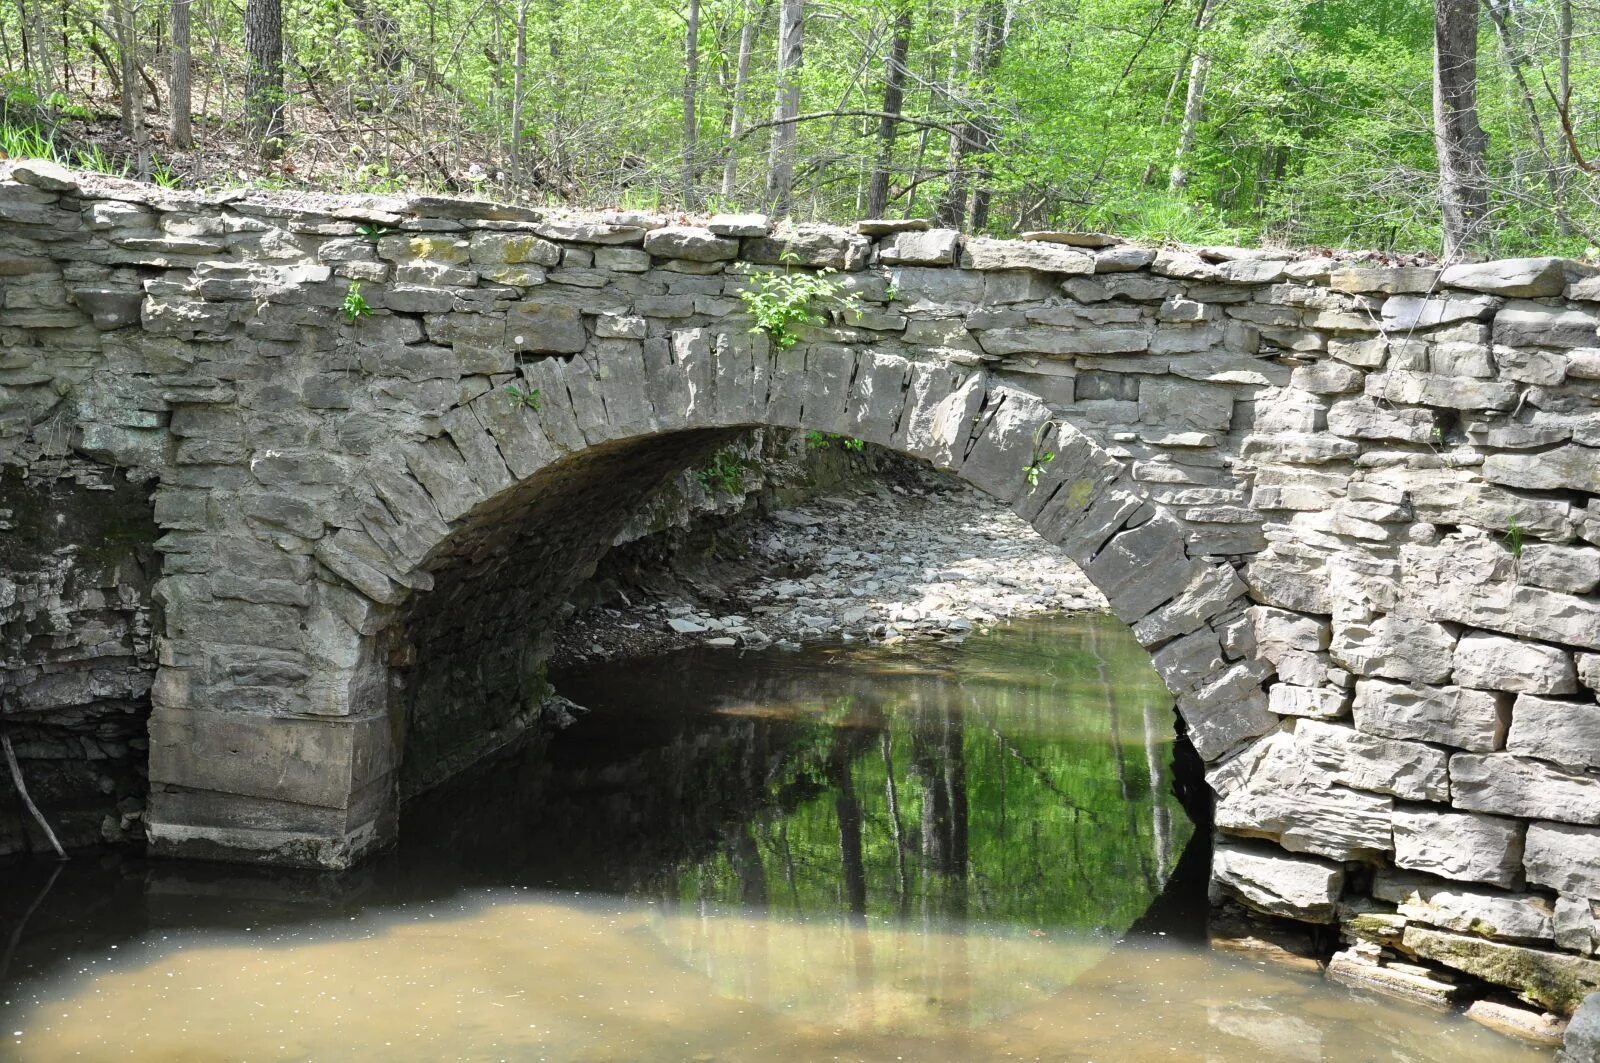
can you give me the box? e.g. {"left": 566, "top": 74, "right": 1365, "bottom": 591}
{"left": 1332, "top": 613, "right": 1455, "bottom": 683}
{"left": 1291, "top": 361, "right": 1365, "bottom": 394}
{"left": 1253, "top": 607, "right": 1331, "bottom": 655}
{"left": 706, "top": 212, "right": 768, "bottom": 236}
{"left": 1452, "top": 754, "right": 1600, "bottom": 825}
{"left": 1485, "top": 447, "right": 1600, "bottom": 496}
{"left": 642, "top": 226, "right": 739, "bottom": 262}
{"left": 1455, "top": 632, "right": 1578, "bottom": 694}
{"left": 1528, "top": 823, "right": 1600, "bottom": 897}
{"left": 1330, "top": 265, "right": 1441, "bottom": 294}
{"left": 1176, "top": 662, "right": 1279, "bottom": 761}
{"left": 1377, "top": 868, "right": 1550, "bottom": 937}
{"left": 1582, "top": 654, "right": 1600, "bottom": 694}
{"left": 1213, "top": 730, "right": 1394, "bottom": 860}
{"left": 1128, "top": 564, "right": 1245, "bottom": 646}
{"left": 1268, "top": 683, "right": 1348, "bottom": 718}
{"left": 959, "top": 237, "right": 1093, "bottom": 273}
{"left": 1093, "top": 245, "right": 1156, "bottom": 272}
{"left": 1558, "top": 897, "right": 1600, "bottom": 956}
{"left": 507, "top": 299, "right": 586, "bottom": 354}
{"left": 1211, "top": 841, "right": 1344, "bottom": 923}
{"left": 1391, "top": 808, "right": 1527, "bottom": 888}
{"left": 1294, "top": 719, "right": 1449, "bottom": 802}
{"left": 1561, "top": 993, "right": 1600, "bottom": 1060}
{"left": 975, "top": 325, "right": 1150, "bottom": 357}
{"left": 744, "top": 224, "right": 870, "bottom": 271}
{"left": 1137, "top": 378, "right": 1234, "bottom": 431}
{"left": 1508, "top": 694, "right": 1600, "bottom": 770}
{"left": 1495, "top": 302, "right": 1600, "bottom": 349}
{"left": 879, "top": 229, "right": 959, "bottom": 266}
{"left": 1441, "top": 257, "right": 1570, "bottom": 297}
{"left": 1522, "top": 545, "right": 1600, "bottom": 596}
{"left": 1352, "top": 678, "right": 1508, "bottom": 752}
{"left": 1364, "top": 369, "right": 1517, "bottom": 410}
{"left": 1403, "top": 926, "right": 1600, "bottom": 1013}
{"left": 1381, "top": 294, "right": 1497, "bottom": 330}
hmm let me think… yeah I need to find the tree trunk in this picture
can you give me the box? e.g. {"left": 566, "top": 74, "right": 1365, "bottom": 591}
{"left": 866, "top": 2, "right": 911, "bottom": 218}
{"left": 114, "top": 0, "right": 150, "bottom": 177}
{"left": 720, "top": 0, "right": 762, "bottom": 199}
{"left": 244, "top": 0, "right": 286, "bottom": 160}
{"left": 681, "top": 0, "right": 700, "bottom": 204}
{"left": 968, "top": 0, "right": 1005, "bottom": 231}
{"left": 171, "top": 0, "right": 193, "bottom": 148}
{"left": 765, "top": 0, "right": 803, "bottom": 214}
{"left": 1434, "top": 0, "right": 1489, "bottom": 258}
{"left": 1168, "top": 0, "right": 1214, "bottom": 193}
{"left": 509, "top": 0, "right": 528, "bottom": 185}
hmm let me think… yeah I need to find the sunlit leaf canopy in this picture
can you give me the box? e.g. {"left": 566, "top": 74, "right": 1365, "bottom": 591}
{"left": 4, "top": 0, "right": 1598, "bottom": 255}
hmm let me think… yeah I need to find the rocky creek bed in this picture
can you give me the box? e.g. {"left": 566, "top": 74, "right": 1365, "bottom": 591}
{"left": 552, "top": 466, "right": 1106, "bottom": 666}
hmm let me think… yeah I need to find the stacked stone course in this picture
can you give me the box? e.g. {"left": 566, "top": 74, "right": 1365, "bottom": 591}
{"left": 1, "top": 159, "right": 1599, "bottom": 1022}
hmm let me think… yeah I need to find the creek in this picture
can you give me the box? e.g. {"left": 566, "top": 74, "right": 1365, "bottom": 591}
{"left": 0, "top": 616, "right": 1539, "bottom": 1060}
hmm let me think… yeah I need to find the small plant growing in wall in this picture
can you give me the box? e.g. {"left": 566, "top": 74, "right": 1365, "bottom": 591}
{"left": 739, "top": 252, "right": 863, "bottom": 349}
{"left": 805, "top": 430, "right": 865, "bottom": 452}
{"left": 1023, "top": 422, "right": 1057, "bottom": 488}
{"left": 504, "top": 382, "right": 541, "bottom": 410}
{"left": 341, "top": 282, "right": 372, "bottom": 322}
{"left": 1504, "top": 517, "right": 1525, "bottom": 560}
{"left": 357, "top": 223, "right": 396, "bottom": 241}
{"left": 696, "top": 448, "right": 747, "bottom": 494}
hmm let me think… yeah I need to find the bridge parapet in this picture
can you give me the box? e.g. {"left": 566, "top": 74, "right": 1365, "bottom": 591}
{"left": 2, "top": 159, "right": 1599, "bottom": 1013}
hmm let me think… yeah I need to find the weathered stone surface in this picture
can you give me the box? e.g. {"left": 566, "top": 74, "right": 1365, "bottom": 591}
{"left": 1495, "top": 303, "right": 1600, "bottom": 349}
{"left": 879, "top": 228, "right": 959, "bottom": 266}
{"left": 1295, "top": 719, "right": 1449, "bottom": 802}
{"left": 1381, "top": 294, "right": 1497, "bottom": 331}
{"left": 1560, "top": 992, "right": 1600, "bottom": 1060}
{"left": 1211, "top": 841, "right": 1344, "bottom": 923}
{"left": 1365, "top": 369, "right": 1517, "bottom": 410}
{"left": 1527, "top": 822, "right": 1600, "bottom": 897}
{"left": 1403, "top": 926, "right": 1600, "bottom": 1012}
{"left": 1455, "top": 633, "right": 1578, "bottom": 695}
{"left": 959, "top": 237, "right": 1094, "bottom": 273}
{"left": 1559, "top": 897, "right": 1600, "bottom": 957}
{"left": 1464, "top": 999, "right": 1568, "bottom": 1047}
{"left": 1352, "top": 679, "right": 1508, "bottom": 752}
{"left": 1377, "top": 868, "right": 1551, "bottom": 937}
{"left": 643, "top": 226, "right": 739, "bottom": 262}
{"left": 1213, "top": 730, "right": 1394, "bottom": 860}
{"left": 1485, "top": 448, "right": 1600, "bottom": 496}
{"left": 1452, "top": 754, "right": 1600, "bottom": 825}
{"left": 1507, "top": 694, "right": 1600, "bottom": 770}
{"left": 1391, "top": 809, "right": 1526, "bottom": 888}
{"left": 1332, "top": 614, "right": 1456, "bottom": 683}
{"left": 1441, "top": 257, "right": 1569, "bottom": 297}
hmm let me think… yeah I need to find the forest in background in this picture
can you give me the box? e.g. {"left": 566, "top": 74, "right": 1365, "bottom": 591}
{"left": 0, "top": 0, "right": 1597, "bottom": 257}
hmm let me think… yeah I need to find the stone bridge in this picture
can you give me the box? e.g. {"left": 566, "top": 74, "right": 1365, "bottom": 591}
{"left": 4, "top": 161, "right": 1600, "bottom": 1014}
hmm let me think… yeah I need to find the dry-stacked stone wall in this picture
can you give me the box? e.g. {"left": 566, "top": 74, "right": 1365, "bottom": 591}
{"left": 2, "top": 159, "right": 1599, "bottom": 1016}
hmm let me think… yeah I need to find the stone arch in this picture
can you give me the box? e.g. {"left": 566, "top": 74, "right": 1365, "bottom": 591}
{"left": 146, "top": 337, "right": 1256, "bottom": 868}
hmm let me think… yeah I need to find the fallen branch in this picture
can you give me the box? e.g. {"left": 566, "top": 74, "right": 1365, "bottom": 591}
{"left": 2, "top": 726, "right": 68, "bottom": 861}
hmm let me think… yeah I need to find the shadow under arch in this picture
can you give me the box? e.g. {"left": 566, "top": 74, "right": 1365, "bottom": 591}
{"left": 147, "top": 340, "right": 1268, "bottom": 868}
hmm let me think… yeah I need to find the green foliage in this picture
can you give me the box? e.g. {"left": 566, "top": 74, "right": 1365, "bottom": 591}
{"left": 504, "top": 382, "right": 541, "bottom": 410}
{"left": 341, "top": 282, "right": 372, "bottom": 322}
{"left": 0, "top": 122, "right": 56, "bottom": 162}
{"left": 695, "top": 447, "right": 747, "bottom": 495}
{"left": 1504, "top": 517, "right": 1526, "bottom": 560}
{"left": 805, "top": 431, "right": 864, "bottom": 452}
{"left": 739, "top": 259, "right": 863, "bottom": 350}
{"left": 1024, "top": 451, "right": 1055, "bottom": 488}
{"left": 357, "top": 224, "right": 396, "bottom": 241}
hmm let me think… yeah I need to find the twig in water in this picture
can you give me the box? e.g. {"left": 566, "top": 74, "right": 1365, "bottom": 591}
{"left": 2, "top": 727, "right": 69, "bottom": 861}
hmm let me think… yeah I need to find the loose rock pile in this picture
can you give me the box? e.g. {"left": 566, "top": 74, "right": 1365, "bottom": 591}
{"left": 560, "top": 474, "right": 1103, "bottom": 661}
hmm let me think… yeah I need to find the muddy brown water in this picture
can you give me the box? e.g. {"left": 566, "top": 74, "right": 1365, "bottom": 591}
{"left": 0, "top": 616, "right": 1544, "bottom": 1061}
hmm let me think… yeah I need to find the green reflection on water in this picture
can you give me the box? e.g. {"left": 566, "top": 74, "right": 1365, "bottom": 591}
{"left": 563, "top": 613, "right": 1193, "bottom": 937}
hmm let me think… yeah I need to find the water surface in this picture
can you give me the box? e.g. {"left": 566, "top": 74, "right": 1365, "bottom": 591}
{"left": 0, "top": 616, "right": 1543, "bottom": 1060}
